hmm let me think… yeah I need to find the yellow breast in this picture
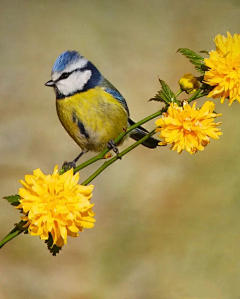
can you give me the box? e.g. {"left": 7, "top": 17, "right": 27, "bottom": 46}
{"left": 56, "top": 87, "right": 128, "bottom": 152}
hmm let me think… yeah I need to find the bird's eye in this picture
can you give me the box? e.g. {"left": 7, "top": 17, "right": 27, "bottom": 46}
{"left": 59, "top": 72, "right": 70, "bottom": 80}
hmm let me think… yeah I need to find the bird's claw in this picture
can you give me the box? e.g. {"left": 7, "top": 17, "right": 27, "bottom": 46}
{"left": 62, "top": 161, "right": 76, "bottom": 171}
{"left": 62, "top": 150, "right": 87, "bottom": 171}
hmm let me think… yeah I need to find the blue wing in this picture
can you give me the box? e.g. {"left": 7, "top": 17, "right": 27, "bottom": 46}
{"left": 99, "top": 78, "right": 159, "bottom": 149}
{"left": 99, "top": 78, "right": 129, "bottom": 115}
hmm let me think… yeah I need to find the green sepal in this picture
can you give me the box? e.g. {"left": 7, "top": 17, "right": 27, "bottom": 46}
{"left": 45, "top": 234, "right": 62, "bottom": 256}
{"left": 177, "top": 48, "right": 207, "bottom": 74}
{"left": 15, "top": 220, "right": 28, "bottom": 229}
{"left": 200, "top": 50, "right": 209, "bottom": 55}
{"left": 201, "top": 82, "right": 214, "bottom": 94}
{"left": 3, "top": 195, "right": 21, "bottom": 206}
{"left": 151, "top": 78, "right": 178, "bottom": 105}
{"left": 195, "top": 65, "right": 209, "bottom": 74}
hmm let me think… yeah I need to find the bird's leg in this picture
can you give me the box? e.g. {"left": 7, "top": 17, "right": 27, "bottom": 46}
{"left": 62, "top": 149, "right": 89, "bottom": 171}
{"left": 107, "top": 140, "right": 121, "bottom": 159}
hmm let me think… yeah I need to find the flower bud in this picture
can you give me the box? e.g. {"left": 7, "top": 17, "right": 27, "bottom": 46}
{"left": 178, "top": 73, "right": 200, "bottom": 94}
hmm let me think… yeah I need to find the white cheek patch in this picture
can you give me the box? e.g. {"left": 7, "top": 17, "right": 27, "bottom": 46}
{"left": 56, "top": 70, "right": 92, "bottom": 96}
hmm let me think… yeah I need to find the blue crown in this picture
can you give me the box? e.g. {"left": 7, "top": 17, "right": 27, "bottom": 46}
{"left": 52, "top": 51, "right": 82, "bottom": 72}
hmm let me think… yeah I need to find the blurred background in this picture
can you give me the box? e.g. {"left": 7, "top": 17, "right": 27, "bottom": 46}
{"left": 1, "top": 0, "right": 240, "bottom": 298}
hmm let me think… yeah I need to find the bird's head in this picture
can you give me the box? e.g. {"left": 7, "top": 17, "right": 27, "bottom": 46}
{"left": 45, "top": 51, "right": 102, "bottom": 98}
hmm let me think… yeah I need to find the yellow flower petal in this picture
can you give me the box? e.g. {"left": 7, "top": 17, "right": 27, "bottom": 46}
{"left": 155, "top": 102, "right": 222, "bottom": 154}
{"left": 204, "top": 32, "right": 240, "bottom": 105}
{"left": 16, "top": 165, "right": 95, "bottom": 248}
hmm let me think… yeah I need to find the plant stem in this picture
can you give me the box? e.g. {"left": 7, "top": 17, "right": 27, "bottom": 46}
{"left": 72, "top": 106, "right": 167, "bottom": 174}
{"left": 0, "top": 225, "right": 25, "bottom": 249}
{"left": 81, "top": 130, "right": 157, "bottom": 185}
{"left": 196, "top": 91, "right": 209, "bottom": 99}
{"left": 187, "top": 88, "right": 203, "bottom": 103}
{"left": 175, "top": 89, "right": 183, "bottom": 97}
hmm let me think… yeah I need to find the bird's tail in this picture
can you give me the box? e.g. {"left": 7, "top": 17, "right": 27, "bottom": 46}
{"left": 128, "top": 118, "right": 159, "bottom": 149}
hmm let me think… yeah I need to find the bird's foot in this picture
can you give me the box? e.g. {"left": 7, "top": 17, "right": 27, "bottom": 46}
{"left": 62, "top": 150, "right": 88, "bottom": 172}
{"left": 107, "top": 140, "right": 121, "bottom": 159}
{"left": 62, "top": 161, "right": 76, "bottom": 172}
{"left": 107, "top": 140, "right": 119, "bottom": 154}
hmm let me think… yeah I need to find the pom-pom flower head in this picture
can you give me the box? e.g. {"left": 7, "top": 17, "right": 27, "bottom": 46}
{"left": 204, "top": 32, "right": 240, "bottom": 106}
{"left": 17, "top": 166, "right": 95, "bottom": 247}
{"left": 155, "top": 101, "right": 222, "bottom": 154}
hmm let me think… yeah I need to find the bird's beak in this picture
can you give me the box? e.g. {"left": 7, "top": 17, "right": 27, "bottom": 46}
{"left": 45, "top": 80, "right": 55, "bottom": 87}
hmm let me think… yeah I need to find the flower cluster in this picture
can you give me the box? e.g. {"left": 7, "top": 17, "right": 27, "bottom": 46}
{"left": 155, "top": 101, "right": 222, "bottom": 154}
{"left": 204, "top": 32, "right": 240, "bottom": 106}
{"left": 17, "top": 166, "right": 95, "bottom": 247}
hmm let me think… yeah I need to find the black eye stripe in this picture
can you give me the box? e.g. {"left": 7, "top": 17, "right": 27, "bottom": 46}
{"left": 57, "top": 72, "right": 71, "bottom": 81}
{"left": 55, "top": 68, "right": 87, "bottom": 83}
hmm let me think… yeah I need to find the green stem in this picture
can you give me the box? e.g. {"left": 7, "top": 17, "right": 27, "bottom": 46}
{"left": 187, "top": 88, "right": 203, "bottom": 103}
{"left": 196, "top": 91, "right": 209, "bottom": 99}
{"left": 0, "top": 225, "right": 26, "bottom": 249}
{"left": 72, "top": 106, "right": 167, "bottom": 174}
{"left": 175, "top": 89, "right": 183, "bottom": 97}
{"left": 72, "top": 152, "right": 103, "bottom": 174}
{"left": 82, "top": 130, "right": 157, "bottom": 185}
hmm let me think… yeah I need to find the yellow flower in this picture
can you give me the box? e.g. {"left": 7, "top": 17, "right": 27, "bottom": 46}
{"left": 178, "top": 73, "right": 200, "bottom": 94}
{"left": 204, "top": 32, "right": 240, "bottom": 106}
{"left": 155, "top": 101, "right": 222, "bottom": 154}
{"left": 17, "top": 166, "right": 95, "bottom": 247}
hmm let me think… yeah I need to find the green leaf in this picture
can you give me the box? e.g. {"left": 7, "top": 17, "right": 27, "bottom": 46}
{"left": 3, "top": 195, "right": 21, "bottom": 206}
{"left": 149, "top": 91, "right": 168, "bottom": 103}
{"left": 45, "top": 234, "right": 62, "bottom": 256}
{"left": 177, "top": 48, "right": 206, "bottom": 74}
{"left": 153, "top": 79, "right": 178, "bottom": 105}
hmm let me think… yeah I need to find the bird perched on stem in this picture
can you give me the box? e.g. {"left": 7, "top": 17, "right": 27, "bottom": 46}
{"left": 45, "top": 51, "right": 159, "bottom": 168}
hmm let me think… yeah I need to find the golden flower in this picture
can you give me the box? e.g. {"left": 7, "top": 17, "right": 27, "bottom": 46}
{"left": 17, "top": 166, "right": 95, "bottom": 247}
{"left": 178, "top": 73, "right": 200, "bottom": 94}
{"left": 155, "top": 101, "right": 222, "bottom": 154}
{"left": 204, "top": 32, "right": 240, "bottom": 106}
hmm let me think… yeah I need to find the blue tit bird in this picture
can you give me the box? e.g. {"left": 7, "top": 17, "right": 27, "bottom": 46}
{"left": 45, "top": 51, "right": 159, "bottom": 166}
